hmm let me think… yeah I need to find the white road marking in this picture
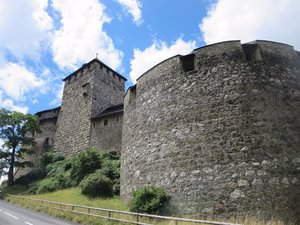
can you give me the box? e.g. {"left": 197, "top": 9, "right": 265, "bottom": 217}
{"left": 25, "top": 222, "right": 33, "bottom": 225}
{"left": 5, "top": 212, "right": 19, "bottom": 219}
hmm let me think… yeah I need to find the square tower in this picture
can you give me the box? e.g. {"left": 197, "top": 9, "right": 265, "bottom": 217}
{"left": 54, "top": 59, "right": 126, "bottom": 156}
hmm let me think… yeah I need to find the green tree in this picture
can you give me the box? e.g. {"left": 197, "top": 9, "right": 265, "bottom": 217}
{"left": 0, "top": 108, "right": 40, "bottom": 185}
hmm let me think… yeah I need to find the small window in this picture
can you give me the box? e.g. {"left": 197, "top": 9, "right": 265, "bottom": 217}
{"left": 117, "top": 117, "right": 119, "bottom": 122}
{"left": 104, "top": 119, "right": 108, "bottom": 126}
{"left": 82, "top": 82, "right": 90, "bottom": 97}
{"left": 93, "top": 122, "right": 95, "bottom": 127}
{"left": 43, "top": 138, "right": 49, "bottom": 146}
{"left": 180, "top": 54, "right": 195, "bottom": 72}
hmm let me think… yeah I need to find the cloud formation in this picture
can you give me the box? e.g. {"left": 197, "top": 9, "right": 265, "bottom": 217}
{"left": 51, "top": 0, "right": 123, "bottom": 70}
{"left": 0, "top": 91, "right": 28, "bottom": 113}
{"left": 200, "top": 0, "right": 300, "bottom": 49}
{"left": 116, "top": 0, "right": 143, "bottom": 25}
{"left": 0, "top": 63, "right": 45, "bottom": 101}
{"left": 129, "top": 38, "right": 196, "bottom": 83}
{"left": 0, "top": 0, "right": 52, "bottom": 60}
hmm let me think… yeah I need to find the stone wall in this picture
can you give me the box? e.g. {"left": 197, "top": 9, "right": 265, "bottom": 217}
{"left": 54, "top": 59, "right": 126, "bottom": 156}
{"left": 35, "top": 107, "right": 60, "bottom": 152}
{"left": 121, "top": 40, "right": 300, "bottom": 222}
{"left": 90, "top": 112, "right": 123, "bottom": 155}
{"left": 17, "top": 108, "right": 59, "bottom": 177}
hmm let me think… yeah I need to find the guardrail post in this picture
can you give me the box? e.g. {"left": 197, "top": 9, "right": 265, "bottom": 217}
{"left": 175, "top": 220, "right": 178, "bottom": 225}
{"left": 108, "top": 211, "right": 111, "bottom": 218}
{"left": 88, "top": 207, "right": 90, "bottom": 214}
{"left": 137, "top": 213, "right": 139, "bottom": 222}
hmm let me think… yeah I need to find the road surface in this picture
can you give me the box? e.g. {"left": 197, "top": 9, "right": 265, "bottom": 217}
{"left": 0, "top": 200, "right": 80, "bottom": 225}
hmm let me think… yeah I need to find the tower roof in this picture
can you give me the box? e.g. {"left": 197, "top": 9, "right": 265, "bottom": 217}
{"left": 62, "top": 58, "right": 127, "bottom": 82}
{"left": 91, "top": 104, "right": 123, "bottom": 120}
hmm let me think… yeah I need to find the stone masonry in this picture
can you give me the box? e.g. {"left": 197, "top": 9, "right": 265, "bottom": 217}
{"left": 35, "top": 40, "right": 300, "bottom": 223}
{"left": 121, "top": 40, "right": 300, "bottom": 222}
{"left": 36, "top": 59, "right": 126, "bottom": 156}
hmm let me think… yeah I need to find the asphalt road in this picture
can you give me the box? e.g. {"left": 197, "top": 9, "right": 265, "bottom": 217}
{"left": 0, "top": 200, "right": 80, "bottom": 225}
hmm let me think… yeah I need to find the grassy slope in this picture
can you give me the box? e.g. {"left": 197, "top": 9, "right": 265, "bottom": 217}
{"left": 26, "top": 187, "right": 129, "bottom": 211}
{"left": 5, "top": 187, "right": 291, "bottom": 225}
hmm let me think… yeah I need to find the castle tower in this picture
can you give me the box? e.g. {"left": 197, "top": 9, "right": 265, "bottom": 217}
{"left": 54, "top": 59, "right": 126, "bottom": 156}
{"left": 121, "top": 40, "right": 300, "bottom": 222}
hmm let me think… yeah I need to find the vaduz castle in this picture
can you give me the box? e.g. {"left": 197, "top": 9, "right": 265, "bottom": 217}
{"left": 34, "top": 40, "right": 300, "bottom": 222}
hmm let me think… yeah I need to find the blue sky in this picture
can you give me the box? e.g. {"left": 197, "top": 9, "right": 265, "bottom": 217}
{"left": 0, "top": 0, "right": 299, "bottom": 115}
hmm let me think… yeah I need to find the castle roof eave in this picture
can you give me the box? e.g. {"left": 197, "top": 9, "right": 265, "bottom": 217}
{"left": 91, "top": 104, "right": 124, "bottom": 120}
{"left": 35, "top": 106, "right": 61, "bottom": 116}
{"left": 62, "top": 58, "right": 127, "bottom": 82}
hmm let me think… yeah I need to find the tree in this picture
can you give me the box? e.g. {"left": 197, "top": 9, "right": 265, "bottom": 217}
{"left": 0, "top": 108, "right": 40, "bottom": 186}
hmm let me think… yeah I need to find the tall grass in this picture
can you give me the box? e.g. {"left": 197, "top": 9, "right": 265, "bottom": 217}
{"left": 28, "top": 187, "right": 129, "bottom": 211}
{"left": 6, "top": 187, "right": 294, "bottom": 225}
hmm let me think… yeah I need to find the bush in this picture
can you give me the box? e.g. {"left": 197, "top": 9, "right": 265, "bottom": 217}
{"left": 129, "top": 186, "right": 169, "bottom": 214}
{"left": 36, "top": 178, "right": 58, "bottom": 194}
{"left": 14, "top": 169, "right": 45, "bottom": 186}
{"left": 39, "top": 152, "right": 65, "bottom": 174}
{"left": 28, "top": 182, "right": 39, "bottom": 194}
{"left": 79, "top": 170, "right": 113, "bottom": 197}
{"left": 70, "top": 148, "right": 102, "bottom": 183}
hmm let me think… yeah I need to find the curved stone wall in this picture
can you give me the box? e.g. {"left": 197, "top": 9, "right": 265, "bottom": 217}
{"left": 121, "top": 40, "right": 300, "bottom": 222}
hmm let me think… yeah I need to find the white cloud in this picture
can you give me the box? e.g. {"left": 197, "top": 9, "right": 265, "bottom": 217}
{"left": 200, "top": 0, "right": 300, "bottom": 49}
{"left": 0, "top": 63, "right": 45, "bottom": 101}
{"left": 0, "top": 91, "right": 28, "bottom": 113}
{"left": 50, "top": 83, "right": 64, "bottom": 106}
{"left": 51, "top": 0, "right": 123, "bottom": 70}
{"left": 115, "top": 0, "right": 143, "bottom": 25}
{"left": 0, "top": 0, "right": 52, "bottom": 60}
{"left": 129, "top": 38, "right": 196, "bottom": 83}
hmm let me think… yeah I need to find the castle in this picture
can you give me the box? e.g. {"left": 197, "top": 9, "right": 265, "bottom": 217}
{"left": 35, "top": 40, "right": 300, "bottom": 222}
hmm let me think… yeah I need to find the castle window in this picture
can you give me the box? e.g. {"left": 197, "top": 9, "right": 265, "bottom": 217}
{"left": 93, "top": 122, "right": 95, "bottom": 127}
{"left": 180, "top": 54, "right": 195, "bottom": 72}
{"left": 43, "top": 138, "right": 49, "bottom": 146}
{"left": 104, "top": 119, "right": 108, "bottom": 126}
{"left": 82, "top": 82, "right": 90, "bottom": 97}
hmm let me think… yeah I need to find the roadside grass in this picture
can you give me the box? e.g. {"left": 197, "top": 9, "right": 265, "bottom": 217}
{"left": 1, "top": 185, "right": 28, "bottom": 195}
{"left": 28, "top": 187, "right": 129, "bottom": 211}
{"left": 5, "top": 187, "right": 294, "bottom": 225}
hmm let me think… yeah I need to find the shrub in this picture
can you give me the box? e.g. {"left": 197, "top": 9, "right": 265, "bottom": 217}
{"left": 28, "top": 182, "right": 39, "bottom": 194}
{"left": 129, "top": 186, "right": 169, "bottom": 214}
{"left": 101, "top": 159, "right": 120, "bottom": 180}
{"left": 14, "top": 169, "right": 45, "bottom": 186}
{"left": 79, "top": 170, "right": 113, "bottom": 197}
{"left": 55, "top": 171, "right": 76, "bottom": 189}
{"left": 39, "top": 152, "right": 65, "bottom": 174}
{"left": 36, "top": 178, "right": 58, "bottom": 194}
{"left": 70, "top": 148, "right": 102, "bottom": 183}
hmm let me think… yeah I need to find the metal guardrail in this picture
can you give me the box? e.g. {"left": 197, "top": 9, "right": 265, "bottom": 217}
{"left": 7, "top": 195, "right": 242, "bottom": 225}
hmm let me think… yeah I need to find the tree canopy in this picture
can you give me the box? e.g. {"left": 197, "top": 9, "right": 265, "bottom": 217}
{"left": 0, "top": 108, "right": 40, "bottom": 185}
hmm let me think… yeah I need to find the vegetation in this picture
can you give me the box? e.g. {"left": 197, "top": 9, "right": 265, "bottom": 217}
{"left": 6, "top": 188, "right": 293, "bottom": 225}
{"left": 129, "top": 186, "right": 170, "bottom": 214}
{"left": 1, "top": 146, "right": 293, "bottom": 225}
{"left": 70, "top": 148, "right": 103, "bottom": 184}
{"left": 0, "top": 108, "right": 40, "bottom": 185}
{"left": 3, "top": 148, "right": 121, "bottom": 197}
{"left": 80, "top": 170, "right": 113, "bottom": 197}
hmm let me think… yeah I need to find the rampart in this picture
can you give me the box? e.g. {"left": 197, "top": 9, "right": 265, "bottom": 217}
{"left": 121, "top": 40, "right": 300, "bottom": 222}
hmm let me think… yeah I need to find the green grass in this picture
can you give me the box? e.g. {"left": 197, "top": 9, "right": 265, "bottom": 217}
{"left": 5, "top": 187, "right": 295, "bottom": 225}
{"left": 1, "top": 185, "right": 29, "bottom": 195}
{"left": 26, "top": 187, "right": 129, "bottom": 211}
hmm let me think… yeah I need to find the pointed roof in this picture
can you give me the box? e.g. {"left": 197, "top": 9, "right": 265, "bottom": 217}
{"left": 62, "top": 58, "right": 127, "bottom": 82}
{"left": 91, "top": 104, "right": 123, "bottom": 120}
